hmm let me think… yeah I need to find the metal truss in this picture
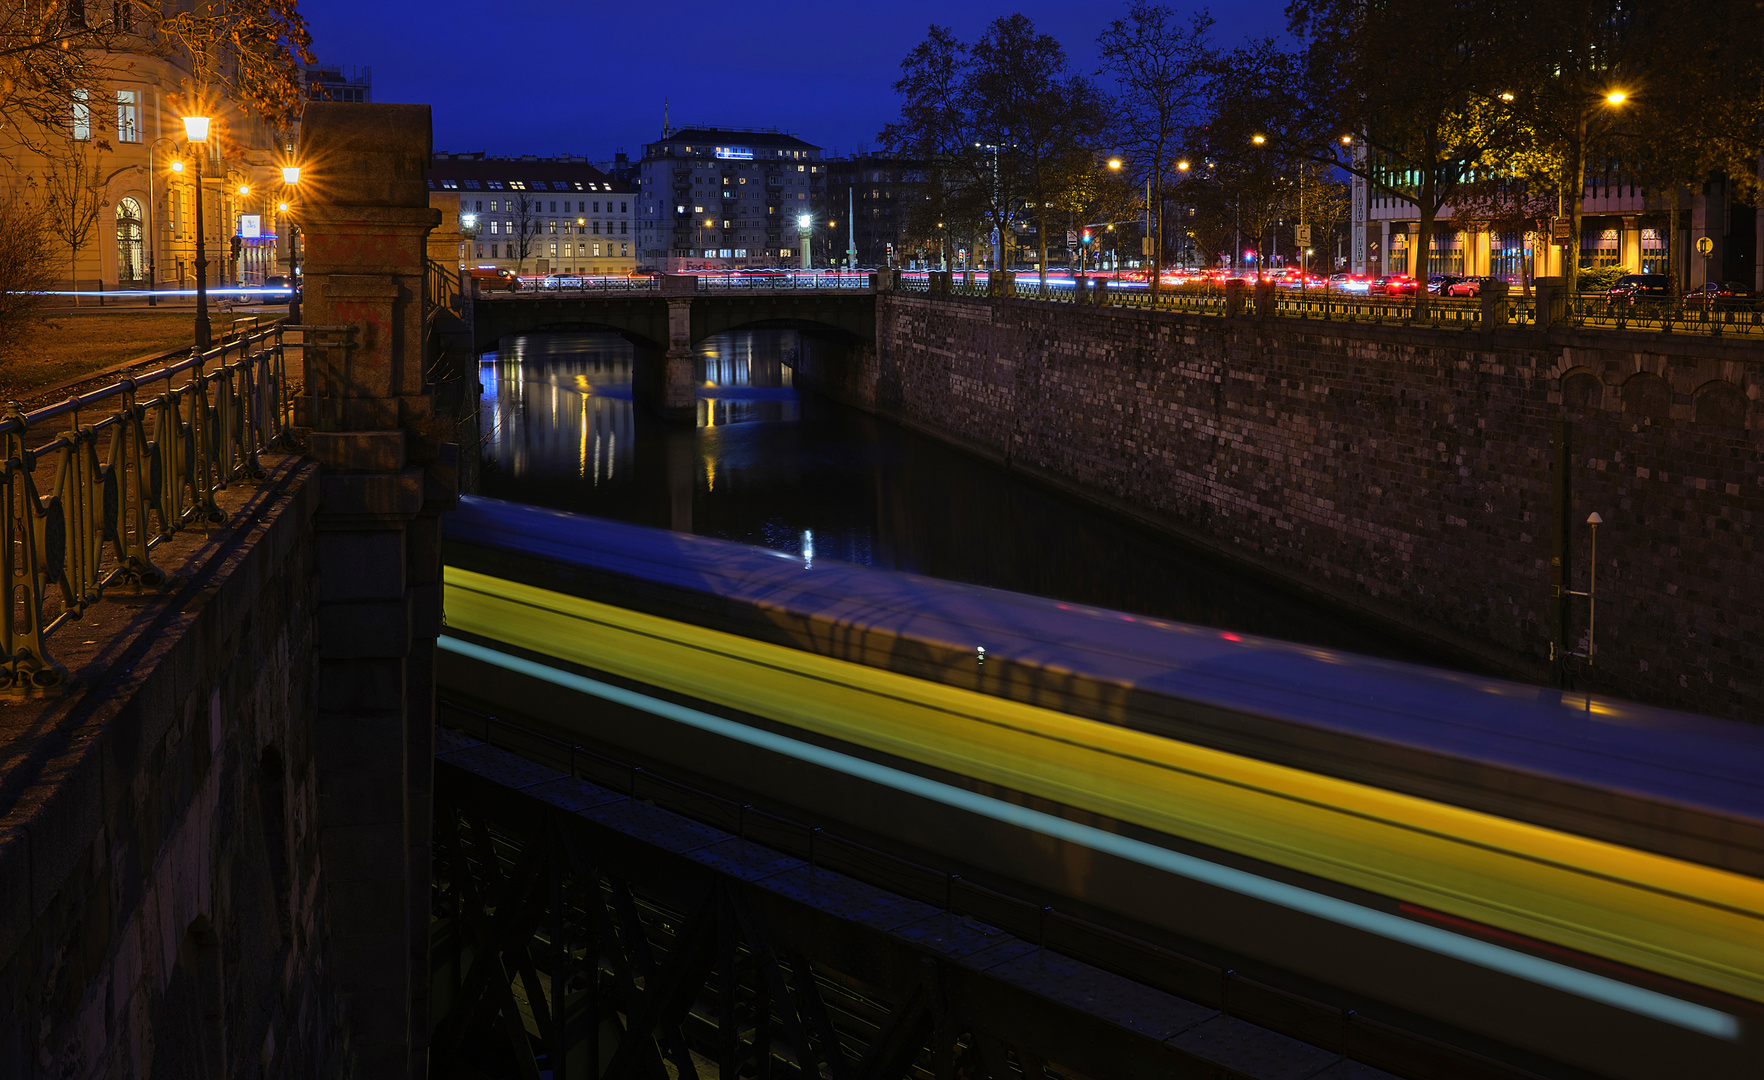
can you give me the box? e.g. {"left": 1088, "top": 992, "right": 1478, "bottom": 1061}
{"left": 429, "top": 726, "right": 1400, "bottom": 1080}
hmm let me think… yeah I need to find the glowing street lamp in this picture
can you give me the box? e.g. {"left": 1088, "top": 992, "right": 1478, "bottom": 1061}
{"left": 1107, "top": 158, "right": 1123, "bottom": 170}
{"left": 1251, "top": 134, "right": 1266, "bottom": 145}
{"left": 280, "top": 162, "right": 303, "bottom": 320}
{"left": 797, "top": 213, "right": 812, "bottom": 270}
{"left": 183, "top": 114, "right": 213, "bottom": 349}
{"left": 1605, "top": 90, "right": 1627, "bottom": 105}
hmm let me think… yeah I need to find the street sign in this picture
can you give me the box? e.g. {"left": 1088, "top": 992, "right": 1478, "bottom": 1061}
{"left": 1142, "top": 237, "right": 1154, "bottom": 256}
{"left": 1696, "top": 236, "right": 1715, "bottom": 257}
{"left": 238, "top": 214, "right": 261, "bottom": 239}
{"left": 1066, "top": 229, "right": 1077, "bottom": 248}
{"left": 1552, "top": 216, "right": 1572, "bottom": 243}
{"left": 1295, "top": 224, "right": 1311, "bottom": 246}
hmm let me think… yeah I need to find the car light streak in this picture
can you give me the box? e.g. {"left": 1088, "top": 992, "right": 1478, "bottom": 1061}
{"left": 437, "top": 630, "right": 1742, "bottom": 1040}
{"left": 441, "top": 566, "right": 1764, "bottom": 1026}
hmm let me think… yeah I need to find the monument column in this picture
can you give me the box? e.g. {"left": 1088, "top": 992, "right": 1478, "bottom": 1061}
{"left": 298, "top": 101, "right": 455, "bottom": 1080}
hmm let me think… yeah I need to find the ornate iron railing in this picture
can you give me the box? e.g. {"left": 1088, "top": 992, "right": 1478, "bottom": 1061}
{"left": 0, "top": 324, "right": 291, "bottom": 689}
{"left": 895, "top": 275, "right": 1764, "bottom": 337}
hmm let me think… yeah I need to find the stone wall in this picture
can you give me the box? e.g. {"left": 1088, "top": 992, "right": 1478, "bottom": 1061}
{"left": 848, "top": 294, "right": 1760, "bottom": 721}
{"left": 0, "top": 459, "right": 346, "bottom": 1078}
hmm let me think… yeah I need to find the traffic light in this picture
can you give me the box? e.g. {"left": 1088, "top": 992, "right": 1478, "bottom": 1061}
{"left": 229, "top": 235, "right": 243, "bottom": 266}
{"left": 1082, "top": 229, "right": 1092, "bottom": 245}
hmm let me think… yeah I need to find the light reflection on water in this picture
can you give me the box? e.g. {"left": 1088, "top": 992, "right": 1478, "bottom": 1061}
{"left": 477, "top": 329, "right": 1431, "bottom": 660}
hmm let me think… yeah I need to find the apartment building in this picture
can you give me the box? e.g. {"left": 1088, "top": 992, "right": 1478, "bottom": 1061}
{"left": 637, "top": 127, "right": 826, "bottom": 271}
{"left": 431, "top": 153, "right": 635, "bottom": 276}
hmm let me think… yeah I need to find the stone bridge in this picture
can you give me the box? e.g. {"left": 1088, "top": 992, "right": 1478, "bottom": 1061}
{"left": 463, "top": 280, "right": 880, "bottom": 421}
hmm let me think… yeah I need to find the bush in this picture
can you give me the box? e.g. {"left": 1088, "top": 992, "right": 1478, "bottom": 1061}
{"left": 0, "top": 193, "right": 54, "bottom": 360}
{"left": 1576, "top": 265, "right": 1628, "bottom": 293}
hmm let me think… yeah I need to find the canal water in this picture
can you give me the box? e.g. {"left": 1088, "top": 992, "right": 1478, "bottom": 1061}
{"left": 476, "top": 329, "right": 1431, "bottom": 662}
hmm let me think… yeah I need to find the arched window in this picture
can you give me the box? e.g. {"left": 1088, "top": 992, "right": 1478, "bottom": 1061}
{"left": 115, "top": 197, "right": 144, "bottom": 285}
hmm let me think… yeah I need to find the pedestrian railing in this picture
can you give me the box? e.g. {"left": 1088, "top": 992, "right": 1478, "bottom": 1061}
{"left": 0, "top": 324, "right": 292, "bottom": 689}
{"left": 893, "top": 277, "right": 1764, "bottom": 338}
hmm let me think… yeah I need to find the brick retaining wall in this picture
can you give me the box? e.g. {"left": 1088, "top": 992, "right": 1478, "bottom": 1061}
{"left": 845, "top": 294, "right": 1760, "bottom": 721}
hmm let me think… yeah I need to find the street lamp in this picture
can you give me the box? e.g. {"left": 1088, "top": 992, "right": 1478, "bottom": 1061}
{"left": 144, "top": 137, "right": 186, "bottom": 306}
{"left": 797, "top": 213, "right": 812, "bottom": 271}
{"left": 183, "top": 114, "right": 212, "bottom": 349}
{"left": 280, "top": 164, "right": 302, "bottom": 322}
{"left": 1605, "top": 90, "right": 1626, "bottom": 105}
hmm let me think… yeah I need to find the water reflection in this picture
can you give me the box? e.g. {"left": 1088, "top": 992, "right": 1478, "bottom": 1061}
{"left": 479, "top": 329, "right": 1432, "bottom": 662}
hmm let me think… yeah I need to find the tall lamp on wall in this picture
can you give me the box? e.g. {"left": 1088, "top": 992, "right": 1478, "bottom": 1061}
{"left": 183, "top": 114, "right": 212, "bottom": 349}
{"left": 280, "top": 165, "right": 301, "bottom": 322}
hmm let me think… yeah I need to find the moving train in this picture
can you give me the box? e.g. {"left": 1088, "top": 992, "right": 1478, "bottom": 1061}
{"left": 438, "top": 495, "right": 1764, "bottom": 1079}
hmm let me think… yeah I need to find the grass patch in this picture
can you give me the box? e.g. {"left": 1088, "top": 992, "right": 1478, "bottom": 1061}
{"left": 0, "top": 311, "right": 205, "bottom": 399}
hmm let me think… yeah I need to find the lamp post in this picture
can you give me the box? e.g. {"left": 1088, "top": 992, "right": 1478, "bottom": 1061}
{"left": 797, "top": 214, "right": 811, "bottom": 271}
{"left": 144, "top": 137, "right": 185, "bottom": 306}
{"left": 281, "top": 165, "right": 301, "bottom": 322}
{"left": 184, "top": 114, "right": 212, "bottom": 349}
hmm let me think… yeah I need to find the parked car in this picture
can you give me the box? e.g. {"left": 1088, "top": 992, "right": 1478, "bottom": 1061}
{"left": 1606, "top": 274, "right": 1674, "bottom": 304}
{"left": 1443, "top": 278, "right": 1481, "bottom": 298}
{"left": 1430, "top": 275, "right": 1472, "bottom": 295}
{"left": 1683, "top": 280, "right": 1754, "bottom": 304}
{"left": 1373, "top": 275, "right": 1418, "bottom": 296}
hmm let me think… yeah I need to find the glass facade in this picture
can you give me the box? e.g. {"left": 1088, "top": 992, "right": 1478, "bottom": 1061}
{"left": 1641, "top": 227, "right": 1668, "bottom": 274}
{"left": 1581, "top": 226, "right": 1619, "bottom": 268}
{"left": 1490, "top": 230, "right": 1530, "bottom": 283}
{"left": 1427, "top": 230, "right": 1464, "bottom": 276}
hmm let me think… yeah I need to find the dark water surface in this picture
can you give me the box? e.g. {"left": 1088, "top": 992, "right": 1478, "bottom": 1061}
{"left": 477, "top": 329, "right": 1432, "bottom": 662}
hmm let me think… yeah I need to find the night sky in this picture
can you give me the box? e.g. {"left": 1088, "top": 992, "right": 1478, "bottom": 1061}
{"left": 297, "top": 0, "right": 1289, "bottom": 160}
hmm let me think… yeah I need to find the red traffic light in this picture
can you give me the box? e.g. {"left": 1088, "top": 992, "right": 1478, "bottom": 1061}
{"left": 1082, "top": 230, "right": 1092, "bottom": 243}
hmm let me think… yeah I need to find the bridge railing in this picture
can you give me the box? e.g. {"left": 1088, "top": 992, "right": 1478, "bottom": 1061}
{"left": 0, "top": 323, "right": 291, "bottom": 689}
{"left": 895, "top": 274, "right": 1764, "bottom": 337}
{"left": 470, "top": 271, "right": 883, "bottom": 299}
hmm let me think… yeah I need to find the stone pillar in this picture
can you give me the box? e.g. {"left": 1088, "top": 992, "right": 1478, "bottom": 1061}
{"left": 1620, "top": 215, "right": 1641, "bottom": 273}
{"left": 1533, "top": 276, "right": 1568, "bottom": 331}
{"left": 298, "top": 101, "right": 455, "bottom": 1080}
{"left": 1225, "top": 278, "right": 1248, "bottom": 316}
{"left": 1253, "top": 279, "right": 1277, "bottom": 317}
{"left": 1479, "top": 278, "right": 1510, "bottom": 328}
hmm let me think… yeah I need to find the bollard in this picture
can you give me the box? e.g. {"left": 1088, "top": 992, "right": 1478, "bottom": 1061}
{"left": 1225, "top": 278, "right": 1248, "bottom": 317}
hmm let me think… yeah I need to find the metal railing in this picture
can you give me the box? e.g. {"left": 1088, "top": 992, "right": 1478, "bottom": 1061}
{"left": 0, "top": 324, "right": 292, "bottom": 689}
{"left": 895, "top": 275, "right": 1764, "bottom": 337}
{"left": 468, "top": 270, "right": 881, "bottom": 299}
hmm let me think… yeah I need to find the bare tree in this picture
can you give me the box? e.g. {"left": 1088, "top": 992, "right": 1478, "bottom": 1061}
{"left": 510, "top": 193, "right": 541, "bottom": 275}
{"left": 1097, "top": 3, "right": 1215, "bottom": 292}
{"left": 0, "top": 190, "right": 55, "bottom": 360}
{"left": 41, "top": 141, "right": 110, "bottom": 303}
{"left": 0, "top": 3, "right": 124, "bottom": 159}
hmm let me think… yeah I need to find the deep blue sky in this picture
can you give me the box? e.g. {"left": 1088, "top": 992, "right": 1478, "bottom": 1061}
{"left": 297, "top": 0, "right": 1289, "bottom": 160}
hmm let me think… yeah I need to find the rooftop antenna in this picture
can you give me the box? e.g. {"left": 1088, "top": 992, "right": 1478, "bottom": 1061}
{"left": 662, "top": 98, "right": 670, "bottom": 138}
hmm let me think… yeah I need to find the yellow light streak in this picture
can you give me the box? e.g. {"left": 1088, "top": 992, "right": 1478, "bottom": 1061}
{"left": 444, "top": 567, "right": 1764, "bottom": 1006}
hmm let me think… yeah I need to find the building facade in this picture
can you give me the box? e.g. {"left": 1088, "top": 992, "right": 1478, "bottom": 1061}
{"left": 1351, "top": 167, "right": 1763, "bottom": 292}
{"left": 637, "top": 127, "right": 826, "bottom": 272}
{"left": 0, "top": 34, "right": 304, "bottom": 293}
{"left": 824, "top": 156, "right": 925, "bottom": 267}
{"left": 430, "top": 153, "right": 636, "bottom": 277}
{"left": 304, "top": 64, "right": 371, "bottom": 104}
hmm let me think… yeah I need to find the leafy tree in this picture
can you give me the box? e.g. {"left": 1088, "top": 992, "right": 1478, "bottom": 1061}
{"left": 1284, "top": 0, "right": 1529, "bottom": 307}
{"left": 1097, "top": 2, "right": 1215, "bottom": 290}
{"left": 882, "top": 17, "right": 1108, "bottom": 282}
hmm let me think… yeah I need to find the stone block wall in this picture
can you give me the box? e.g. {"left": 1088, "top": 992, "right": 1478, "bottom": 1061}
{"left": 0, "top": 459, "right": 347, "bottom": 1078}
{"left": 854, "top": 294, "right": 1760, "bottom": 721}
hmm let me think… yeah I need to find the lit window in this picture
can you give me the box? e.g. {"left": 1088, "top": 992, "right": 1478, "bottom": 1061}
{"left": 694, "top": 205, "right": 703, "bottom": 213}
{"left": 510, "top": 181, "right": 526, "bottom": 190}
{"left": 621, "top": 243, "right": 628, "bottom": 257}
{"left": 735, "top": 248, "right": 747, "bottom": 257}
{"left": 563, "top": 243, "right": 572, "bottom": 257}
{"left": 490, "top": 221, "right": 500, "bottom": 235}
{"left": 549, "top": 242, "right": 557, "bottom": 257}
{"left": 115, "top": 90, "right": 139, "bottom": 142}
{"left": 72, "top": 89, "right": 90, "bottom": 140}
{"left": 593, "top": 243, "right": 601, "bottom": 256}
